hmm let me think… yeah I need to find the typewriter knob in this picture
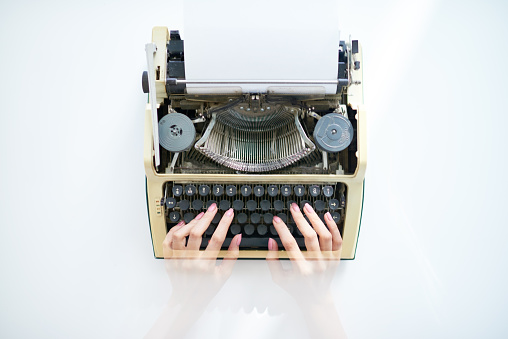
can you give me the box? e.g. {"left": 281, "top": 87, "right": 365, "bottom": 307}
{"left": 142, "top": 71, "right": 149, "bottom": 93}
{"left": 313, "top": 113, "right": 354, "bottom": 153}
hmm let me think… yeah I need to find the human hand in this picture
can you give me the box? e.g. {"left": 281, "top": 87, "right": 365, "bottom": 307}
{"left": 163, "top": 203, "right": 241, "bottom": 306}
{"left": 145, "top": 204, "right": 241, "bottom": 339}
{"left": 266, "top": 203, "right": 347, "bottom": 339}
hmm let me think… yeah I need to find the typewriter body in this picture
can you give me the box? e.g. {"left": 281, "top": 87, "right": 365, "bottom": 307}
{"left": 143, "top": 27, "right": 365, "bottom": 259}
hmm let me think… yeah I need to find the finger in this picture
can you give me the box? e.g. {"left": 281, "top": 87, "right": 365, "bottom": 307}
{"left": 186, "top": 203, "right": 218, "bottom": 249}
{"left": 325, "top": 212, "right": 343, "bottom": 252}
{"left": 172, "top": 212, "right": 205, "bottom": 250}
{"left": 303, "top": 203, "right": 333, "bottom": 251}
{"left": 289, "top": 203, "right": 321, "bottom": 252}
{"left": 205, "top": 208, "right": 235, "bottom": 253}
{"left": 266, "top": 238, "right": 285, "bottom": 284}
{"left": 220, "top": 234, "right": 241, "bottom": 277}
{"left": 162, "top": 222, "right": 184, "bottom": 258}
{"left": 163, "top": 221, "right": 184, "bottom": 250}
{"left": 272, "top": 215, "right": 305, "bottom": 262}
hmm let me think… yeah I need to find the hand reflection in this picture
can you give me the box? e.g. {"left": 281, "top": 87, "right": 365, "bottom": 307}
{"left": 145, "top": 203, "right": 240, "bottom": 339}
{"left": 267, "top": 203, "right": 347, "bottom": 339}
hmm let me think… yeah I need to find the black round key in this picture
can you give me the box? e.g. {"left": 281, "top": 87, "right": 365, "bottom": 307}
{"left": 264, "top": 213, "right": 274, "bottom": 224}
{"left": 212, "top": 185, "right": 224, "bottom": 197}
{"left": 199, "top": 184, "right": 210, "bottom": 196}
{"left": 273, "top": 200, "right": 284, "bottom": 211}
{"left": 178, "top": 199, "right": 190, "bottom": 211}
{"left": 260, "top": 200, "right": 271, "bottom": 211}
{"left": 172, "top": 185, "right": 183, "bottom": 197}
{"left": 244, "top": 224, "right": 255, "bottom": 235}
{"left": 219, "top": 200, "right": 231, "bottom": 211}
{"left": 294, "top": 185, "right": 305, "bottom": 197}
{"left": 322, "top": 185, "right": 334, "bottom": 197}
{"left": 226, "top": 185, "right": 236, "bottom": 197}
{"left": 257, "top": 224, "right": 268, "bottom": 236}
{"left": 206, "top": 200, "right": 217, "bottom": 209}
{"left": 267, "top": 185, "right": 278, "bottom": 197}
{"left": 318, "top": 213, "right": 326, "bottom": 223}
{"left": 184, "top": 212, "right": 195, "bottom": 223}
{"left": 309, "top": 185, "right": 320, "bottom": 197}
{"left": 329, "top": 199, "right": 340, "bottom": 210}
{"left": 314, "top": 200, "right": 325, "bottom": 211}
{"left": 169, "top": 212, "right": 180, "bottom": 223}
{"left": 250, "top": 213, "right": 261, "bottom": 224}
{"left": 246, "top": 200, "right": 257, "bottom": 211}
{"left": 165, "top": 197, "right": 177, "bottom": 209}
{"left": 192, "top": 199, "right": 203, "bottom": 210}
{"left": 277, "top": 213, "right": 287, "bottom": 223}
{"left": 184, "top": 184, "right": 196, "bottom": 196}
{"left": 237, "top": 213, "right": 248, "bottom": 224}
{"left": 270, "top": 225, "right": 278, "bottom": 236}
{"left": 233, "top": 200, "right": 244, "bottom": 211}
{"left": 231, "top": 224, "right": 241, "bottom": 235}
{"left": 331, "top": 211, "right": 341, "bottom": 222}
{"left": 281, "top": 185, "right": 291, "bottom": 197}
{"left": 212, "top": 212, "right": 222, "bottom": 224}
{"left": 300, "top": 200, "right": 311, "bottom": 210}
{"left": 253, "top": 185, "right": 264, "bottom": 197}
{"left": 240, "top": 185, "right": 252, "bottom": 197}
{"left": 205, "top": 224, "right": 215, "bottom": 236}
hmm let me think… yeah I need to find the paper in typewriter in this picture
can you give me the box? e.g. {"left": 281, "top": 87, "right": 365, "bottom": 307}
{"left": 183, "top": 0, "right": 340, "bottom": 94}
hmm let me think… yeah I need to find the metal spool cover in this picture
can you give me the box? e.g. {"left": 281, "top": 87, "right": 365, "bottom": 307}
{"left": 158, "top": 113, "right": 196, "bottom": 152}
{"left": 313, "top": 113, "right": 353, "bottom": 153}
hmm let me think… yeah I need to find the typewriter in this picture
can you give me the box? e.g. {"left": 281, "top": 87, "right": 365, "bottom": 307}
{"left": 143, "top": 27, "right": 365, "bottom": 259}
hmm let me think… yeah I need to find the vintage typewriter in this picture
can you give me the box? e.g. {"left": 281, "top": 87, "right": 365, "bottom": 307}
{"left": 143, "top": 27, "right": 365, "bottom": 259}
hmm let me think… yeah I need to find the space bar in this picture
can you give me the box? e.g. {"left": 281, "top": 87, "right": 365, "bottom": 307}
{"left": 200, "top": 237, "right": 306, "bottom": 250}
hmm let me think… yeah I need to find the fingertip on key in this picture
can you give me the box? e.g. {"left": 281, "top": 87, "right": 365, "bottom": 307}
{"left": 207, "top": 203, "right": 217, "bottom": 212}
{"left": 325, "top": 212, "right": 333, "bottom": 221}
{"left": 304, "top": 203, "right": 312, "bottom": 213}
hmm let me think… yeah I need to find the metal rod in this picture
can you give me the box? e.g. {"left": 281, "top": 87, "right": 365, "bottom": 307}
{"left": 167, "top": 78, "right": 343, "bottom": 85}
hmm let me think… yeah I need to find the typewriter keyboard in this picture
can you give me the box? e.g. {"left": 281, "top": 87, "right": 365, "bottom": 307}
{"left": 162, "top": 183, "right": 346, "bottom": 250}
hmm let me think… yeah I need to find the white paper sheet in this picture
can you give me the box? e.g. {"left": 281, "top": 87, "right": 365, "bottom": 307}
{"left": 183, "top": 0, "right": 340, "bottom": 94}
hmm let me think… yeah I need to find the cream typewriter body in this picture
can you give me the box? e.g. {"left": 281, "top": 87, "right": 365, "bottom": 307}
{"left": 143, "top": 27, "right": 365, "bottom": 259}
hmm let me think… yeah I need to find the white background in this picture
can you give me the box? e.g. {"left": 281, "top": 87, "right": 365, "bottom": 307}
{"left": 1, "top": 0, "right": 508, "bottom": 338}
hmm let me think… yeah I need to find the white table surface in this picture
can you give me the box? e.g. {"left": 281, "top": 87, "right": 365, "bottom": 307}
{"left": 1, "top": 1, "right": 507, "bottom": 338}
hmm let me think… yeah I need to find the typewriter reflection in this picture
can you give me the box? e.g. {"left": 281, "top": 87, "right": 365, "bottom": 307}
{"left": 143, "top": 27, "right": 366, "bottom": 259}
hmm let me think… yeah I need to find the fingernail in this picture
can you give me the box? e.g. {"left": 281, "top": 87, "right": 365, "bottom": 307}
{"left": 291, "top": 203, "right": 300, "bottom": 212}
{"left": 273, "top": 215, "right": 282, "bottom": 223}
{"left": 236, "top": 234, "right": 242, "bottom": 246}
{"left": 226, "top": 208, "right": 234, "bottom": 217}
{"left": 176, "top": 221, "right": 185, "bottom": 227}
{"left": 195, "top": 212, "right": 205, "bottom": 220}
{"left": 304, "top": 203, "right": 313, "bottom": 213}
{"left": 268, "top": 238, "right": 273, "bottom": 250}
{"left": 325, "top": 212, "right": 333, "bottom": 221}
{"left": 208, "top": 203, "right": 217, "bottom": 212}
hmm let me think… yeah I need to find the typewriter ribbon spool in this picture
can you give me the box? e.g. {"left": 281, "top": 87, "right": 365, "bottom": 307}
{"left": 313, "top": 113, "right": 354, "bottom": 153}
{"left": 158, "top": 113, "right": 196, "bottom": 152}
